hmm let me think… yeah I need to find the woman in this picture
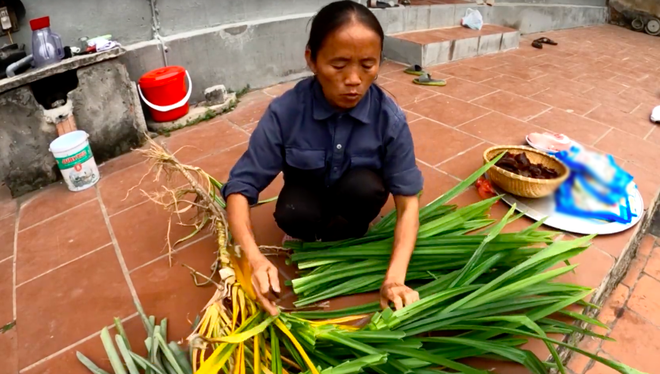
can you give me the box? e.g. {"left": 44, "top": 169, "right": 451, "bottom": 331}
{"left": 222, "top": 0, "right": 424, "bottom": 316}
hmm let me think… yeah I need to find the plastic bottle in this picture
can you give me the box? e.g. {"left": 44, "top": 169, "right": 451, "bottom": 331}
{"left": 30, "top": 16, "right": 64, "bottom": 68}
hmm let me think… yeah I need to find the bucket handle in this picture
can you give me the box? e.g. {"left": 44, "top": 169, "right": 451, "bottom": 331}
{"left": 137, "top": 70, "right": 193, "bottom": 112}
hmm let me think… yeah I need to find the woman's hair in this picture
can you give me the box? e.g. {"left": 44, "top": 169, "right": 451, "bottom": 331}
{"left": 307, "top": 1, "right": 385, "bottom": 61}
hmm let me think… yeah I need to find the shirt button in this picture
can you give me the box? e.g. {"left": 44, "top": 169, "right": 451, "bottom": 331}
{"left": 336, "top": 144, "right": 342, "bottom": 150}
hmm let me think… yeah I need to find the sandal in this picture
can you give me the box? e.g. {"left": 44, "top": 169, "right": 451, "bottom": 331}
{"left": 404, "top": 64, "right": 425, "bottom": 76}
{"left": 531, "top": 40, "right": 543, "bottom": 49}
{"left": 412, "top": 73, "right": 447, "bottom": 86}
{"left": 535, "top": 37, "right": 558, "bottom": 45}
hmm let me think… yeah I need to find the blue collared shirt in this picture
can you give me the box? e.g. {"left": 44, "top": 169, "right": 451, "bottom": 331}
{"left": 222, "top": 77, "right": 423, "bottom": 204}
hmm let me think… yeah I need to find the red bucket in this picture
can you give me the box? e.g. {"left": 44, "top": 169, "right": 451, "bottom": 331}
{"left": 138, "top": 66, "right": 192, "bottom": 122}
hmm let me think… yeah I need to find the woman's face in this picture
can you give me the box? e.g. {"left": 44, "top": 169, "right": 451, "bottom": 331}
{"left": 306, "top": 21, "right": 381, "bottom": 110}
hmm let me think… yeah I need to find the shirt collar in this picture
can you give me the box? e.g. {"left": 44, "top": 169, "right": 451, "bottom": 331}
{"left": 311, "top": 78, "right": 372, "bottom": 125}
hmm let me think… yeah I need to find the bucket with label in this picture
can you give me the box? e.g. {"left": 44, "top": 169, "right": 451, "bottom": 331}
{"left": 137, "top": 66, "right": 192, "bottom": 122}
{"left": 49, "top": 130, "right": 100, "bottom": 192}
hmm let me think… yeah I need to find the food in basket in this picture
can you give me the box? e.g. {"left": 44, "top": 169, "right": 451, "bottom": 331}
{"left": 496, "top": 151, "right": 560, "bottom": 179}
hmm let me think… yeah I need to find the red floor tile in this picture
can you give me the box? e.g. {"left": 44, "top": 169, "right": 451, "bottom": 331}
{"left": 581, "top": 88, "right": 640, "bottom": 114}
{"left": 98, "top": 146, "right": 148, "bottom": 178}
{"left": 437, "top": 142, "right": 492, "bottom": 180}
{"left": 381, "top": 68, "right": 426, "bottom": 84}
{"left": 21, "top": 316, "right": 146, "bottom": 374}
{"left": 532, "top": 73, "right": 595, "bottom": 97}
{"left": 481, "top": 75, "right": 548, "bottom": 97}
{"left": 645, "top": 126, "right": 660, "bottom": 147}
{"left": 16, "top": 200, "right": 112, "bottom": 284}
{"left": 586, "top": 361, "right": 619, "bottom": 374}
{"left": 379, "top": 80, "right": 438, "bottom": 107}
{"left": 574, "top": 74, "right": 628, "bottom": 95}
{"left": 164, "top": 118, "right": 249, "bottom": 163}
{"left": 624, "top": 162, "right": 660, "bottom": 209}
{"left": 601, "top": 310, "right": 660, "bottom": 374}
{"left": 15, "top": 246, "right": 134, "bottom": 368}
{"left": 263, "top": 80, "right": 300, "bottom": 98}
{"left": 433, "top": 65, "right": 500, "bottom": 83}
{"left": 111, "top": 200, "right": 200, "bottom": 271}
{"left": 596, "top": 283, "right": 629, "bottom": 328}
{"left": 591, "top": 230, "right": 635, "bottom": 259}
{"left": 0, "top": 185, "right": 16, "bottom": 221}
{"left": 404, "top": 94, "right": 490, "bottom": 127}
{"left": 594, "top": 129, "right": 660, "bottom": 171}
{"left": 130, "top": 237, "right": 219, "bottom": 343}
{"left": 409, "top": 118, "right": 481, "bottom": 165}
{"left": 472, "top": 91, "right": 550, "bottom": 121}
{"left": 18, "top": 184, "right": 97, "bottom": 230}
{"left": 621, "top": 235, "right": 655, "bottom": 287}
{"left": 568, "top": 336, "right": 601, "bottom": 374}
{"left": 434, "top": 78, "right": 497, "bottom": 102}
{"left": 619, "top": 87, "right": 659, "bottom": 108}
{"left": 460, "top": 55, "right": 508, "bottom": 70}
{"left": 97, "top": 161, "right": 169, "bottom": 217}
{"left": 458, "top": 111, "right": 542, "bottom": 145}
{"left": 586, "top": 106, "right": 654, "bottom": 138}
{"left": 496, "top": 64, "right": 547, "bottom": 81}
{"left": 0, "top": 260, "right": 13, "bottom": 327}
{"left": 191, "top": 143, "right": 248, "bottom": 182}
{"left": 403, "top": 110, "right": 422, "bottom": 123}
{"left": 645, "top": 246, "right": 660, "bottom": 281}
{"left": 418, "top": 163, "right": 459, "bottom": 207}
{"left": 224, "top": 96, "right": 272, "bottom": 126}
{"left": 626, "top": 275, "right": 660, "bottom": 327}
{"left": 0, "top": 328, "right": 18, "bottom": 374}
{"left": 530, "top": 88, "right": 600, "bottom": 116}
{"left": 558, "top": 246, "right": 614, "bottom": 289}
{"left": 379, "top": 60, "right": 407, "bottom": 75}
{"left": 529, "top": 108, "right": 611, "bottom": 146}
{"left": 0, "top": 215, "right": 14, "bottom": 262}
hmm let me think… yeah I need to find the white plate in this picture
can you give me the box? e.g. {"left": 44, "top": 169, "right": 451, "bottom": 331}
{"left": 525, "top": 135, "right": 577, "bottom": 154}
{"left": 497, "top": 183, "right": 643, "bottom": 235}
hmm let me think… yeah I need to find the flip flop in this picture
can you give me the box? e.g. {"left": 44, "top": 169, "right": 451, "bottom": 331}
{"left": 412, "top": 73, "right": 447, "bottom": 86}
{"left": 531, "top": 40, "right": 543, "bottom": 49}
{"left": 404, "top": 64, "right": 425, "bottom": 76}
{"left": 535, "top": 37, "right": 558, "bottom": 45}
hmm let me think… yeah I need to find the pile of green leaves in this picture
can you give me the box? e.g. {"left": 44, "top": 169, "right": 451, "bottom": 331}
{"left": 286, "top": 154, "right": 555, "bottom": 309}
{"left": 282, "top": 231, "right": 644, "bottom": 374}
{"left": 77, "top": 304, "right": 192, "bottom": 374}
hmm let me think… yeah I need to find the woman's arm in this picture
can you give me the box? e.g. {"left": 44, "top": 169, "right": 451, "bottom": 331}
{"left": 380, "top": 194, "right": 420, "bottom": 310}
{"left": 227, "top": 194, "right": 281, "bottom": 316}
{"left": 222, "top": 108, "right": 284, "bottom": 316}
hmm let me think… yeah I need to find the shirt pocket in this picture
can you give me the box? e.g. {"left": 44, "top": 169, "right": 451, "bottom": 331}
{"left": 285, "top": 148, "right": 326, "bottom": 170}
{"left": 350, "top": 154, "right": 382, "bottom": 171}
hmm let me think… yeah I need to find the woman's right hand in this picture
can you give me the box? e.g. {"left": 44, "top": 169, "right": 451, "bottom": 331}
{"left": 248, "top": 253, "right": 281, "bottom": 316}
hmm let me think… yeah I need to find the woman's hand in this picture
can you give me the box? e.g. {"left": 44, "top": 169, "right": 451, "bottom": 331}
{"left": 248, "top": 253, "right": 281, "bottom": 316}
{"left": 380, "top": 195, "right": 420, "bottom": 311}
{"left": 380, "top": 280, "right": 419, "bottom": 311}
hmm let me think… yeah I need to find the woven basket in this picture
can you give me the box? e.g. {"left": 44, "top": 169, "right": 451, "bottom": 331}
{"left": 483, "top": 146, "right": 569, "bottom": 198}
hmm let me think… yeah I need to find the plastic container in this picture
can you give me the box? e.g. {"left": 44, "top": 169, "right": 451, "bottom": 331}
{"left": 49, "top": 131, "right": 100, "bottom": 192}
{"left": 30, "top": 16, "right": 64, "bottom": 68}
{"left": 137, "top": 66, "right": 192, "bottom": 122}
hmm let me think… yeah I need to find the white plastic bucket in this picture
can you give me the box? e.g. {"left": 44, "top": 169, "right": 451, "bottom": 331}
{"left": 49, "top": 130, "right": 100, "bottom": 192}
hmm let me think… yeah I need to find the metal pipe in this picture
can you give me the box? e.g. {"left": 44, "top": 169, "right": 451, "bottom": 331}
{"left": 6, "top": 54, "right": 33, "bottom": 77}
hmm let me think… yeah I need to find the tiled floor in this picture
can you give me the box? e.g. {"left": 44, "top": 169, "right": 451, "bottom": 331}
{"left": 1, "top": 24, "right": 660, "bottom": 373}
{"left": 568, "top": 235, "right": 660, "bottom": 374}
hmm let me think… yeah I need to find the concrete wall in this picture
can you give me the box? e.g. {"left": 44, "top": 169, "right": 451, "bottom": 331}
{"left": 1, "top": 0, "right": 608, "bottom": 104}
{"left": 0, "top": 59, "right": 145, "bottom": 197}
{"left": 610, "top": 0, "right": 660, "bottom": 18}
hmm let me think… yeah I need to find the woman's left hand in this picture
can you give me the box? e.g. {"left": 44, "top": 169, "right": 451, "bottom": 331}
{"left": 380, "top": 280, "right": 420, "bottom": 311}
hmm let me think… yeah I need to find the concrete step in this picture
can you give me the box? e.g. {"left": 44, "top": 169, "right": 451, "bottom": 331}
{"left": 384, "top": 24, "right": 519, "bottom": 68}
